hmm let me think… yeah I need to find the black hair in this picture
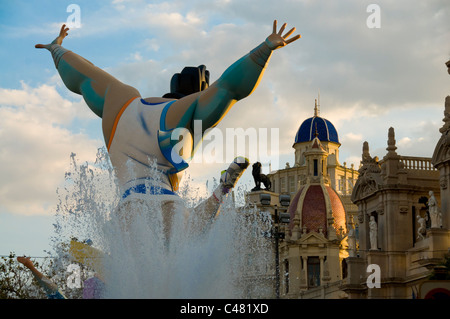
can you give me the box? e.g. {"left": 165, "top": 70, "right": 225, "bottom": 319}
{"left": 163, "top": 65, "right": 210, "bottom": 99}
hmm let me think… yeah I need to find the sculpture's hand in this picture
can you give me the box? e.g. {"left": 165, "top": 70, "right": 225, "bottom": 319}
{"left": 265, "top": 20, "right": 301, "bottom": 50}
{"left": 35, "top": 24, "right": 69, "bottom": 49}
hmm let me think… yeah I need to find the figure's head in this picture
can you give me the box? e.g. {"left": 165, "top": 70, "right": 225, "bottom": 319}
{"left": 446, "top": 59, "right": 450, "bottom": 75}
{"left": 163, "top": 65, "right": 210, "bottom": 99}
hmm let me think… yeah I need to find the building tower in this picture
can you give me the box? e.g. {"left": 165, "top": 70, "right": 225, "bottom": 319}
{"left": 245, "top": 98, "right": 360, "bottom": 299}
{"left": 282, "top": 132, "right": 349, "bottom": 297}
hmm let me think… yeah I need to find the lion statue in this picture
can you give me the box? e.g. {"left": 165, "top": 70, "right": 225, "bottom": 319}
{"left": 251, "top": 162, "right": 271, "bottom": 191}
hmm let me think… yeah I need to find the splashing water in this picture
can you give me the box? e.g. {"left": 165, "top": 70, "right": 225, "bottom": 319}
{"left": 51, "top": 148, "right": 273, "bottom": 298}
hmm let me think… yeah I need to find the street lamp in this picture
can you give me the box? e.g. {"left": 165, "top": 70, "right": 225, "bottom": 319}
{"left": 260, "top": 193, "right": 290, "bottom": 298}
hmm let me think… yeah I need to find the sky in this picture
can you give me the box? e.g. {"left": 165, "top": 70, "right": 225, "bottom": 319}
{"left": 0, "top": 0, "right": 449, "bottom": 257}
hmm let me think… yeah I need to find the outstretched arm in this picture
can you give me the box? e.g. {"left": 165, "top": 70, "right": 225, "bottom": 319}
{"left": 188, "top": 157, "right": 249, "bottom": 235}
{"left": 17, "top": 256, "right": 46, "bottom": 281}
{"left": 17, "top": 256, "right": 66, "bottom": 298}
{"left": 35, "top": 24, "right": 69, "bottom": 48}
{"left": 35, "top": 24, "right": 140, "bottom": 143}
{"left": 211, "top": 20, "right": 300, "bottom": 100}
{"left": 166, "top": 20, "right": 300, "bottom": 134}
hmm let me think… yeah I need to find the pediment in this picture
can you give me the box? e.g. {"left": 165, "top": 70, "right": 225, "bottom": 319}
{"left": 298, "top": 231, "right": 329, "bottom": 245}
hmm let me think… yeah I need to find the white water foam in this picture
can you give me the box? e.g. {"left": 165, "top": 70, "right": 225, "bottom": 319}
{"left": 51, "top": 148, "right": 273, "bottom": 298}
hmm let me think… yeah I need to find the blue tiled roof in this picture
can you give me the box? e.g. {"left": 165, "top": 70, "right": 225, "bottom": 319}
{"left": 294, "top": 116, "right": 340, "bottom": 144}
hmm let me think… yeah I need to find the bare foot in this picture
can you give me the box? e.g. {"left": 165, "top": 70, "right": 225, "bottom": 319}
{"left": 35, "top": 24, "right": 69, "bottom": 49}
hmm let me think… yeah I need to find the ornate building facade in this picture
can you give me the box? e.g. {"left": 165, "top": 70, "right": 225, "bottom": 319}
{"left": 344, "top": 126, "right": 446, "bottom": 298}
{"left": 244, "top": 79, "right": 450, "bottom": 298}
{"left": 341, "top": 63, "right": 450, "bottom": 298}
{"left": 245, "top": 99, "right": 360, "bottom": 298}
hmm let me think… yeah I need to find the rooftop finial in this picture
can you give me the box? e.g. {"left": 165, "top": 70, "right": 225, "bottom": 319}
{"left": 317, "top": 89, "right": 320, "bottom": 116}
{"left": 314, "top": 99, "right": 318, "bottom": 117}
{"left": 362, "top": 141, "right": 371, "bottom": 162}
{"left": 386, "top": 127, "right": 397, "bottom": 153}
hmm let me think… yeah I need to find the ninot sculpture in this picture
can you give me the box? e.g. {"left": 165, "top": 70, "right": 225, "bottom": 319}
{"left": 35, "top": 20, "right": 300, "bottom": 231}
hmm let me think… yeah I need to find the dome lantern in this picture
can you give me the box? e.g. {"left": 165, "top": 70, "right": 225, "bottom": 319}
{"left": 294, "top": 100, "right": 340, "bottom": 145}
{"left": 293, "top": 99, "right": 341, "bottom": 167}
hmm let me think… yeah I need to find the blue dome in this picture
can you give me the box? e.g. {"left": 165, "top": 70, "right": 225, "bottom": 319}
{"left": 294, "top": 116, "right": 340, "bottom": 144}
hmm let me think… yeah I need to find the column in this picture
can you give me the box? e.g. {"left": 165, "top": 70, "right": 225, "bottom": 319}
{"left": 319, "top": 256, "right": 324, "bottom": 283}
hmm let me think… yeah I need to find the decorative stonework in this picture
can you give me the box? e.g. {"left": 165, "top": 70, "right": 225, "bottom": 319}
{"left": 376, "top": 204, "right": 384, "bottom": 215}
{"left": 439, "top": 96, "right": 450, "bottom": 134}
{"left": 369, "top": 215, "right": 378, "bottom": 250}
{"left": 440, "top": 176, "right": 447, "bottom": 189}
{"left": 417, "top": 214, "right": 426, "bottom": 240}
{"left": 351, "top": 141, "right": 382, "bottom": 202}
{"left": 428, "top": 190, "right": 441, "bottom": 228}
{"left": 387, "top": 127, "right": 397, "bottom": 154}
{"left": 432, "top": 96, "right": 450, "bottom": 167}
{"left": 358, "top": 212, "right": 364, "bottom": 224}
{"left": 357, "top": 208, "right": 364, "bottom": 224}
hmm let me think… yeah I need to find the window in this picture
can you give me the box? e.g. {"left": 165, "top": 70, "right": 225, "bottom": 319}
{"left": 280, "top": 177, "right": 286, "bottom": 192}
{"left": 342, "top": 259, "right": 348, "bottom": 279}
{"left": 348, "top": 178, "right": 354, "bottom": 193}
{"left": 338, "top": 176, "right": 346, "bottom": 193}
{"left": 313, "top": 159, "right": 318, "bottom": 176}
{"left": 289, "top": 176, "right": 295, "bottom": 193}
{"left": 307, "top": 257, "right": 320, "bottom": 288}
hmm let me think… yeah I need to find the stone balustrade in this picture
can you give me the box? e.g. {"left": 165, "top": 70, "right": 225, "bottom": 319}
{"left": 398, "top": 156, "right": 437, "bottom": 171}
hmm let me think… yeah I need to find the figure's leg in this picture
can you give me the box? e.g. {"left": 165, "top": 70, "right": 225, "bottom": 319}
{"left": 36, "top": 25, "right": 140, "bottom": 145}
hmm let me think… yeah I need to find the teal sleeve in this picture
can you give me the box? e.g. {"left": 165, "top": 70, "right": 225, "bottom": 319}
{"left": 56, "top": 59, "right": 104, "bottom": 118}
{"left": 191, "top": 41, "right": 273, "bottom": 131}
{"left": 218, "top": 41, "right": 273, "bottom": 100}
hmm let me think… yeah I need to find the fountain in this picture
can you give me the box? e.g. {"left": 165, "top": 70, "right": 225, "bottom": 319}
{"left": 36, "top": 19, "right": 301, "bottom": 299}
{"left": 50, "top": 148, "right": 273, "bottom": 298}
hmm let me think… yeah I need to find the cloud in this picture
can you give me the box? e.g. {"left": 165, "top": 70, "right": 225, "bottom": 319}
{"left": 2, "top": 0, "right": 449, "bottom": 261}
{"left": 25, "top": 0, "right": 449, "bottom": 117}
{"left": 4, "top": 0, "right": 448, "bottom": 209}
{"left": 0, "top": 83, "right": 101, "bottom": 216}
{"left": 336, "top": 104, "right": 444, "bottom": 166}
{"left": 397, "top": 136, "right": 412, "bottom": 148}
{"left": 100, "top": 0, "right": 448, "bottom": 173}
{"left": 343, "top": 132, "right": 364, "bottom": 142}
